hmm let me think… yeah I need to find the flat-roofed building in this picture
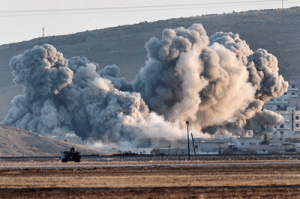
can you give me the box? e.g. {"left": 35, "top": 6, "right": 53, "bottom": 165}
{"left": 263, "top": 81, "right": 300, "bottom": 138}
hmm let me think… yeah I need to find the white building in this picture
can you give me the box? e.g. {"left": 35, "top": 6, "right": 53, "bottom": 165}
{"left": 263, "top": 81, "right": 300, "bottom": 138}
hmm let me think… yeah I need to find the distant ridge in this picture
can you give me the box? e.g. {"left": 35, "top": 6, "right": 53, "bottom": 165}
{"left": 0, "top": 124, "right": 110, "bottom": 157}
{"left": 1, "top": 7, "right": 300, "bottom": 121}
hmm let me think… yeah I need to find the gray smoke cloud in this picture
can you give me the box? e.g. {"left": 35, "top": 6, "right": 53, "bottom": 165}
{"left": 134, "top": 24, "right": 287, "bottom": 136}
{"left": 3, "top": 44, "right": 183, "bottom": 142}
{"left": 2, "top": 24, "right": 288, "bottom": 143}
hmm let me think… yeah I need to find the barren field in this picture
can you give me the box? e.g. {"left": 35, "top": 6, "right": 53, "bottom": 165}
{"left": 0, "top": 159, "right": 300, "bottom": 198}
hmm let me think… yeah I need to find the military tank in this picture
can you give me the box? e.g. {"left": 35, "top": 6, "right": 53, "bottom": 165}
{"left": 61, "top": 147, "right": 81, "bottom": 162}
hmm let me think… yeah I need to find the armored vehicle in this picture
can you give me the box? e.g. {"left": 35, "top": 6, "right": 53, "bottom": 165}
{"left": 61, "top": 147, "right": 81, "bottom": 162}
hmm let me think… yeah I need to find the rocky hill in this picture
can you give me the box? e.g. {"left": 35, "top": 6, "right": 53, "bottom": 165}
{"left": 0, "top": 124, "right": 110, "bottom": 156}
{"left": 1, "top": 7, "right": 300, "bottom": 121}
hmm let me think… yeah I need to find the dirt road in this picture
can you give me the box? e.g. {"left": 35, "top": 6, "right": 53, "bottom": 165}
{"left": 0, "top": 160, "right": 300, "bottom": 198}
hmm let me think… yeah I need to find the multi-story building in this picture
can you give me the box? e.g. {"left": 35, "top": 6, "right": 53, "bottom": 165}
{"left": 263, "top": 81, "right": 300, "bottom": 138}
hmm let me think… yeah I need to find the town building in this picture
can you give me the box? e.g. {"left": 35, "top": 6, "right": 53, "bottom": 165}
{"left": 263, "top": 81, "right": 300, "bottom": 138}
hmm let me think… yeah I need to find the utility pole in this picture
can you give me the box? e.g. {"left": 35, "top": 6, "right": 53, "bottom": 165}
{"left": 42, "top": 27, "right": 45, "bottom": 37}
{"left": 186, "top": 121, "right": 190, "bottom": 160}
{"left": 282, "top": 0, "right": 284, "bottom": 9}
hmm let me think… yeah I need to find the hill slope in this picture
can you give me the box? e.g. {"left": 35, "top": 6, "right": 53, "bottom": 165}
{"left": 1, "top": 7, "right": 300, "bottom": 121}
{"left": 0, "top": 124, "right": 110, "bottom": 157}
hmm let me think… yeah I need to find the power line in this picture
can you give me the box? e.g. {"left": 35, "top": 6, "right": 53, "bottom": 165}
{"left": 0, "top": 0, "right": 284, "bottom": 13}
{"left": 0, "top": 0, "right": 289, "bottom": 17}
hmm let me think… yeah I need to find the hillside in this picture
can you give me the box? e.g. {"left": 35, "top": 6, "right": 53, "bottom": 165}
{"left": 1, "top": 7, "right": 300, "bottom": 122}
{"left": 0, "top": 124, "right": 110, "bottom": 156}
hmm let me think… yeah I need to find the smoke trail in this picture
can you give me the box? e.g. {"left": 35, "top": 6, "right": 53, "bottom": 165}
{"left": 2, "top": 24, "right": 288, "bottom": 143}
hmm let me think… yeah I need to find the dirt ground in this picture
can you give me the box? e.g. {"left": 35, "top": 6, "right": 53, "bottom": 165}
{"left": 0, "top": 160, "right": 300, "bottom": 198}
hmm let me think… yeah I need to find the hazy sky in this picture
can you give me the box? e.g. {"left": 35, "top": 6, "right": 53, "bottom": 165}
{"left": 0, "top": 0, "right": 299, "bottom": 45}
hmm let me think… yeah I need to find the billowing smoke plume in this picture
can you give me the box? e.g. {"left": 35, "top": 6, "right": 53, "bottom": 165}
{"left": 2, "top": 24, "right": 288, "bottom": 143}
{"left": 133, "top": 24, "right": 287, "bottom": 136}
{"left": 3, "top": 45, "right": 183, "bottom": 142}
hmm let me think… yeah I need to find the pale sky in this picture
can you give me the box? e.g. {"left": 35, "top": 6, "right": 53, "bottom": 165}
{"left": 0, "top": 0, "right": 299, "bottom": 45}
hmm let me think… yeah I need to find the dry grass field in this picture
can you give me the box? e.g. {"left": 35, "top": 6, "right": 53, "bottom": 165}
{"left": 0, "top": 160, "right": 300, "bottom": 198}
